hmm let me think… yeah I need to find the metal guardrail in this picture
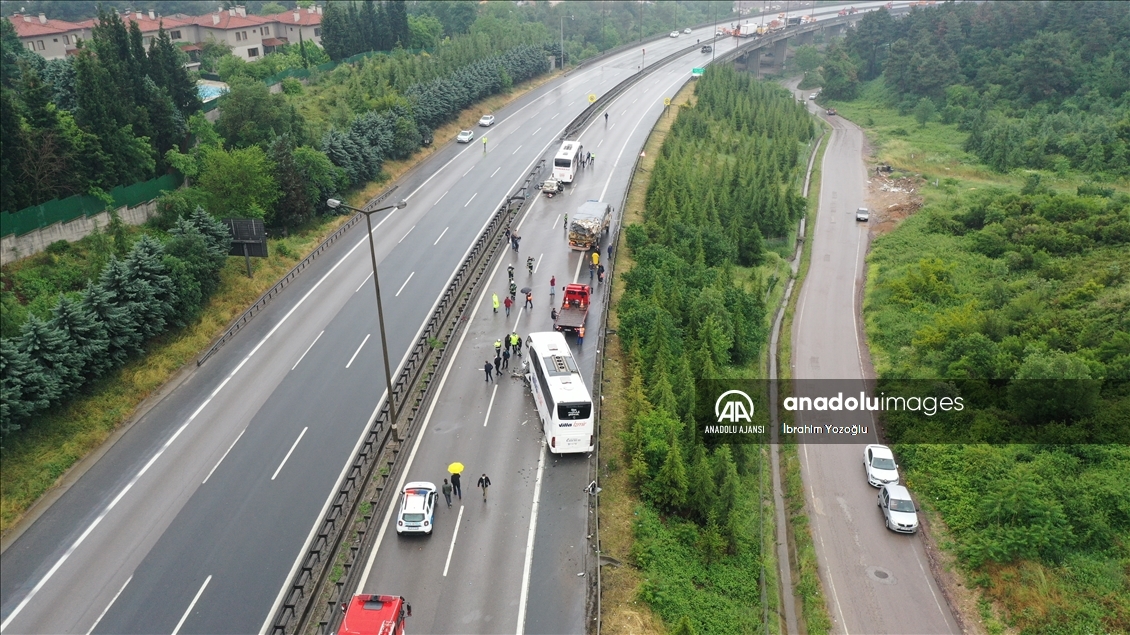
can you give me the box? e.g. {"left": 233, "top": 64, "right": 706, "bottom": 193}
{"left": 266, "top": 161, "right": 546, "bottom": 635}
{"left": 196, "top": 188, "right": 399, "bottom": 366}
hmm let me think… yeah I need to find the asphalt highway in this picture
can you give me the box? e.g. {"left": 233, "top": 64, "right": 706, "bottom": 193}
{"left": 0, "top": 24, "right": 741, "bottom": 635}
{"left": 789, "top": 94, "right": 961, "bottom": 634}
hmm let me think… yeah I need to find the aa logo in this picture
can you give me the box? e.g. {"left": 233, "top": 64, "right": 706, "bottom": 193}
{"left": 715, "top": 389, "right": 754, "bottom": 423}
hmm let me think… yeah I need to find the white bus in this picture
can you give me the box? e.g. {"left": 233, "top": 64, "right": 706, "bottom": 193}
{"left": 552, "top": 140, "right": 584, "bottom": 183}
{"left": 525, "top": 331, "right": 594, "bottom": 454}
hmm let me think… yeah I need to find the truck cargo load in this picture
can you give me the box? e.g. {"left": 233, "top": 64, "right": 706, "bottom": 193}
{"left": 568, "top": 200, "right": 611, "bottom": 251}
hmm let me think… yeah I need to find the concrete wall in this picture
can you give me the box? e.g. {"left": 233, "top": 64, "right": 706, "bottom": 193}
{"left": 1, "top": 200, "right": 159, "bottom": 265}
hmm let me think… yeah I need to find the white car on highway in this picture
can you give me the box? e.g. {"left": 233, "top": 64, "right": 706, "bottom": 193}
{"left": 669, "top": 31, "right": 680, "bottom": 38}
{"left": 877, "top": 484, "right": 919, "bottom": 534}
{"left": 396, "top": 482, "right": 437, "bottom": 535}
{"left": 456, "top": 130, "right": 474, "bottom": 143}
{"left": 863, "top": 444, "right": 899, "bottom": 487}
{"left": 478, "top": 114, "right": 495, "bottom": 127}
{"left": 683, "top": 27, "right": 692, "bottom": 34}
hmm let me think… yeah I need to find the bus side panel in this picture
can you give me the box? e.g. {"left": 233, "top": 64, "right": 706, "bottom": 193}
{"left": 527, "top": 368, "right": 554, "bottom": 445}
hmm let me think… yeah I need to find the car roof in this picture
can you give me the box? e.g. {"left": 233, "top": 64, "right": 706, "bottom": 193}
{"left": 404, "top": 481, "right": 435, "bottom": 492}
{"left": 866, "top": 444, "right": 893, "bottom": 459}
{"left": 884, "top": 484, "right": 912, "bottom": 499}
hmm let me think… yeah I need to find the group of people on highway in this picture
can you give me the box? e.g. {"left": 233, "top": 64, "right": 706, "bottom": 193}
{"left": 484, "top": 331, "right": 524, "bottom": 382}
{"left": 442, "top": 472, "right": 491, "bottom": 505}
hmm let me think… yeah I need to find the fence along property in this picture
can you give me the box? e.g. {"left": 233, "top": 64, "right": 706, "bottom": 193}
{"left": 0, "top": 173, "right": 182, "bottom": 264}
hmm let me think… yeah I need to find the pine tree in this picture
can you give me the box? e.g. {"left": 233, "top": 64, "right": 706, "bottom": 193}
{"left": 0, "top": 338, "right": 42, "bottom": 434}
{"left": 81, "top": 280, "right": 140, "bottom": 365}
{"left": 687, "top": 443, "right": 716, "bottom": 523}
{"left": 651, "top": 435, "right": 688, "bottom": 512}
{"left": 270, "top": 136, "right": 313, "bottom": 231}
{"left": 387, "top": 0, "right": 410, "bottom": 48}
{"left": 20, "top": 314, "right": 84, "bottom": 397}
{"left": 51, "top": 294, "right": 111, "bottom": 383}
{"left": 124, "top": 235, "right": 176, "bottom": 330}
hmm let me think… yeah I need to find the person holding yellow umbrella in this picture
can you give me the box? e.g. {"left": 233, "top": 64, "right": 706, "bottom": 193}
{"left": 448, "top": 462, "right": 464, "bottom": 500}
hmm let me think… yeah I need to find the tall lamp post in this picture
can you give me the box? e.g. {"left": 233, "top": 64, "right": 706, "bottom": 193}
{"left": 327, "top": 197, "right": 408, "bottom": 436}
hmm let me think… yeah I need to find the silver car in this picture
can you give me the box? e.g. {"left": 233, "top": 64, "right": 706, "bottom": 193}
{"left": 478, "top": 114, "right": 495, "bottom": 127}
{"left": 877, "top": 484, "right": 919, "bottom": 534}
{"left": 863, "top": 444, "right": 899, "bottom": 487}
{"left": 856, "top": 207, "right": 870, "bottom": 222}
{"left": 456, "top": 130, "right": 474, "bottom": 143}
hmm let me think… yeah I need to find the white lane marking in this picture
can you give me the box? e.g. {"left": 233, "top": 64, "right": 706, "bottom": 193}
{"left": 433, "top": 191, "right": 448, "bottom": 207}
{"left": 512, "top": 145, "right": 523, "bottom": 155}
{"left": 514, "top": 440, "right": 547, "bottom": 635}
{"left": 356, "top": 188, "right": 545, "bottom": 594}
{"left": 271, "top": 427, "right": 308, "bottom": 481}
{"left": 442, "top": 505, "right": 465, "bottom": 577}
{"left": 852, "top": 227, "right": 866, "bottom": 378}
{"left": 552, "top": 113, "right": 559, "bottom": 119}
{"left": 533, "top": 127, "right": 541, "bottom": 135}
{"left": 354, "top": 272, "right": 373, "bottom": 294}
{"left": 551, "top": 214, "right": 560, "bottom": 229}
{"left": 491, "top": 167, "right": 501, "bottom": 178}
{"left": 398, "top": 225, "right": 415, "bottom": 243}
{"left": 292, "top": 330, "right": 325, "bottom": 370}
{"left": 434, "top": 227, "right": 449, "bottom": 246}
{"left": 572, "top": 252, "right": 584, "bottom": 284}
{"left": 484, "top": 385, "right": 498, "bottom": 427}
{"left": 346, "top": 334, "right": 371, "bottom": 369}
{"left": 395, "top": 272, "right": 415, "bottom": 297}
{"left": 170, "top": 575, "right": 211, "bottom": 635}
{"left": 514, "top": 307, "right": 524, "bottom": 324}
{"left": 534, "top": 253, "right": 543, "bottom": 274}
{"left": 463, "top": 166, "right": 473, "bottom": 177}
{"left": 203, "top": 428, "right": 246, "bottom": 484}
{"left": 609, "top": 123, "right": 615, "bottom": 130}
{"left": 913, "top": 538, "right": 952, "bottom": 626}
{"left": 465, "top": 193, "right": 477, "bottom": 208}
{"left": 632, "top": 97, "right": 638, "bottom": 104}
{"left": 87, "top": 575, "right": 131, "bottom": 635}
{"left": 597, "top": 139, "right": 603, "bottom": 148}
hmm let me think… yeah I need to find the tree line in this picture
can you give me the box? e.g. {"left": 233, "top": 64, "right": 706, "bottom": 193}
{"left": 822, "top": 1, "right": 1129, "bottom": 176}
{"left": 0, "top": 209, "right": 230, "bottom": 435}
{"left": 1, "top": 10, "right": 201, "bottom": 212}
{"left": 613, "top": 65, "right": 812, "bottom": 634}
{"left": 320, "top": 0, "right": 411, "bottom": 61}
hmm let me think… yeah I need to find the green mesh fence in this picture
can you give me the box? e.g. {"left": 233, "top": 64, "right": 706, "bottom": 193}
{"left": 1, "top": 173, "right": 183, "bottom": 238}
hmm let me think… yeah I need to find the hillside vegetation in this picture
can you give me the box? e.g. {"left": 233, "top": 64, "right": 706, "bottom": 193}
{"left": 826, "top": 2, "right": 1130, "bottom": 633}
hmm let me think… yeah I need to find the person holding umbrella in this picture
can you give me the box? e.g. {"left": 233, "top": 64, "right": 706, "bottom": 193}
{"left": 521, "top": 286, "right": 533, "bottom": 309}
{"left": 448, "top": 463, "right": 463, "bottom": 499}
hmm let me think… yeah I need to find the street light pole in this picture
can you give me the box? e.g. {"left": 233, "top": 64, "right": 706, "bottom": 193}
{"left": 327, "top": 197, "right": 408, "bottom": 437}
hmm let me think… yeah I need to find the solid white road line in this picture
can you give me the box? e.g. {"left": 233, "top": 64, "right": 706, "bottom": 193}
{"left": 572, "top": 253, "right": 584, "bottom": 284}
{"left": 465, "top": 193, "right": 477, "bottom": 207}
{"left": 203, "top": 428, "right": 246, "bottom": 485}
{"left": 514, "top": 307, "right": 524, "bottom": 324}
{"left": 534, "top": 253, "right": 543, "bottom": 274}
{"left": 398, "top": 225, "right": 415, "bottom": 243}
{"left": 346, "top": 334, "right": 371, "bottom": 369}
{"left": 434, "top": 227, "right": 449, "bottom": 245}
{"left": 395, "top": 272, "right": 415, "bottom": 297}
{"left": 271, "top": 427, "right": 308, "bottom": 481}
{"left": 442, "top": 505, "right": 465, "bottom": 577}
{"left": 491, "top": 167, "right": 501, "bottom": 178}
{"left": 354, "top": 272, "right": 373, "bottom": 294}
{"left": 170, "top": 575, "right": 211, "bottom": 635}
{"left": 86, "top": 575, "right": 131, "bottom": 635}
{"left": 292, "top": 331, "right": 325, "bottom": 370}
{"left": 484, "top": 385, "right": 498, "bottom": 427}
{"left": 551, "top": 214, "right": 560, "bottom": 229}
{"left": 514, "top": 440, "right": 547, "bottom": 635}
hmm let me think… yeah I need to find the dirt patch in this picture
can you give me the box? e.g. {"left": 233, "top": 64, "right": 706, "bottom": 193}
{"left": 866, "top": 170, "right": 925, "bottom": 236}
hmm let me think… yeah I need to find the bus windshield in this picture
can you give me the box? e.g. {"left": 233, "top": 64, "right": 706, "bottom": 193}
{"left": 557, "top": 402, "right": 592, "bottom": 420}
{"left": 554, "top": 158, "right": 572, "bottom": 168}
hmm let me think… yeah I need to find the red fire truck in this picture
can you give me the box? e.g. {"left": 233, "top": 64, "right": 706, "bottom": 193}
{"left": 339, "top": 595, "right": 411, "bottom": 635}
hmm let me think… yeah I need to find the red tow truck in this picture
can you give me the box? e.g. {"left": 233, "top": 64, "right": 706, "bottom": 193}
{"left": 339, "top": 595, "right": 411, "bottom": 635}
{"left": 553, "top": 284, "right": 591, "bottom": 334}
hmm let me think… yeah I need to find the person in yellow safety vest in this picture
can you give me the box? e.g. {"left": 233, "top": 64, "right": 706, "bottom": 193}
{"left": 591, "top": 251, "right": 599, "bottom": 267}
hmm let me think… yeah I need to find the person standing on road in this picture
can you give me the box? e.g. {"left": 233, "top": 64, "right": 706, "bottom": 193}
{"left": 524, "top": 291, "right": 533, "bottom": 309}
{"left": 484, "top": 360, "right": 494, "bottom": 382}
{"left": 494, "top": 353, "right": 501, "bottom": 376}
{"left": 589, "top": 264, "right": 595, "bottom": 282}
{"left": 451, "top": 472, "right": 462, "bottom": 499}
{"left": 514, "top": 332, "right": 524, "bottom": 357}
{"left": 590, "top": 152, "right": 596, "bottom": 167}
{"left": 507, "top": 263, "right": 515, "bottom": 282}
{"left": 494, "top": 338, "right": 503, "bottom": 356}
{"left": 563, "top": 214, "right": 568, "bottom": 230}
{"left": 482, "top": 136, "right": 488, "bottom": 153}
{"left": 442, "top": 479, "right": 453, "bottom": 507}
{"left": 549, "top": 275, "right": 556, "bottom": 298}
{"left": 607, "top": 244, "right": 613, "bottom": 260}
{"left": 551, "top": 307, "right": 558, "bottom": 321}
{"left": 503, "top": 295, "right": 513, "bottom": 316}
{"left": 591, "top": 251, "right": 599, "bottom": 268}
{"left": 597, "top": 263, "right": 605, "bottom": 283}
{"left": 502, "top": 347, "right": 510, "bottom": 369}
{"left": 577, "top": 326, "right": 585, "bottom": 347}
{"left": 492, "top": 293, "right": 499, "bottom": 313}
{"left": 604, "top": 112, "right": 608, "bottom": 125}
{"left": 477, "top": 474, "right": 491, "bottom": 501}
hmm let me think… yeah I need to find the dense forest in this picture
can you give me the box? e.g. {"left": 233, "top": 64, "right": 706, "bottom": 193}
{"left": 824, "top": 1, "right": 1130, "bottom": 176}
{"left": 613, "top": 65, "right": 812, "bottom": 634}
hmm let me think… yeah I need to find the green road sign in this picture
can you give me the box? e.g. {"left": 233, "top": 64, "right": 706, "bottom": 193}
{"left": 692, "top": 67, "right": 705, "bottom": 76}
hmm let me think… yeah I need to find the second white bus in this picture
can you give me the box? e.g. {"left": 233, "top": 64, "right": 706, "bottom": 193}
{"left": 552, "top": 140, "right": 584, "bottom": 183}
{"left": 525, "top": 331, "right": 594, "bottom": 454}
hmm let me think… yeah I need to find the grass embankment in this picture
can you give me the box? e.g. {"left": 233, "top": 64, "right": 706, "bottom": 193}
{"left": 854, "top": 80, "right": 1130, "bottom": 634}
{"left": 0, "top": 71, "right": 559, "bottom": 538}
{"left": 775, "top": 121, "right": 834, "bottom": 635}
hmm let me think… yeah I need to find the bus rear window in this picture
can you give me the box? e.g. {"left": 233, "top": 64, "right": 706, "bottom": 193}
{"left": 554, "top": 158, "right": 572, "bottom": 168}
{"left": 557, "top": 402, "right": 591, "bottom": 420}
